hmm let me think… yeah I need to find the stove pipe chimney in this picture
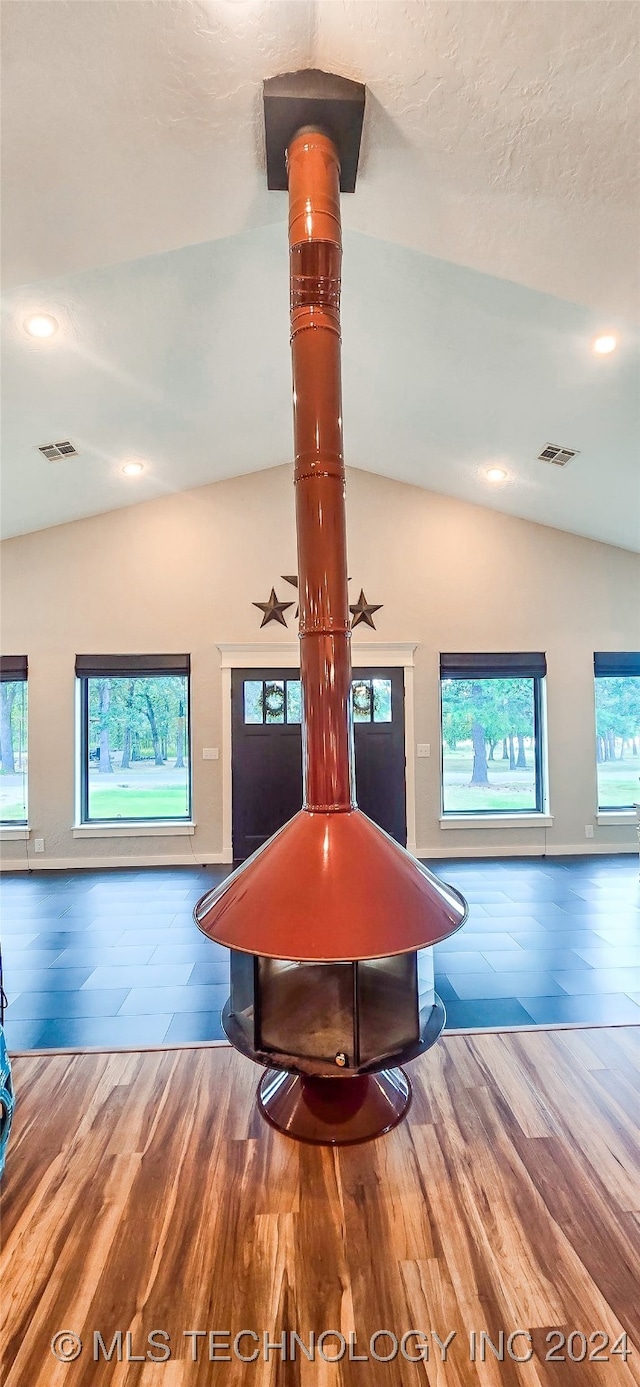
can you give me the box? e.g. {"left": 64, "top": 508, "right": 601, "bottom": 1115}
{"left": 288, "top": 126, "right": 354, "bottom": 817}
{"left": 195, "top": 72, "right": 467, "bottom": 1143}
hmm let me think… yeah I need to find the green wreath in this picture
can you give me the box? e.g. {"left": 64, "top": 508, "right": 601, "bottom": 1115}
{"left": 261, "top": 682, "right": 285, "bottom": 718}
{"left": 352, "top": 681, "right": 371, "bottom": 713}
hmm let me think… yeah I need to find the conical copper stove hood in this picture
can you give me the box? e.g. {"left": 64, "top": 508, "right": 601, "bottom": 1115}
{"left": 196, "top": 71, "right": 467, "bottom": 1143}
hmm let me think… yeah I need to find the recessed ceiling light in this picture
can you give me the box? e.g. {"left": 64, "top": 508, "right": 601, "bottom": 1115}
{"left": 24, "top": 313, "right": 59, "bottom": 339}
{"left": 121, "top": 460, "right": 145, "bottom": 477}
{"left": 485, "top": 466, "right": 508, "bottom": 483}
{"left": 592, "top": 333, "right": 618, "bottom": 355}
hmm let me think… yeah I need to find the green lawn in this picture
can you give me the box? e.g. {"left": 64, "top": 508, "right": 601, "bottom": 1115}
{"left": 88, "top": 785, "right": 190, "bottom": 819}
{"left": 0, "top": 801, "right": 28, "bottom": 821}
{"left": 442, "top": 748, "right": 640, "bottom": 812}
{"left": 442, "top": 784, "right": 538, "bottom": 812}
{"left": 597, "top": 756, "right": 640, "bottom": 808}
{"left": 443, "top": 748, "right": 536, "bottom": 812}
{"left": 3, "top": 749, "right": 637, "bottom": 823}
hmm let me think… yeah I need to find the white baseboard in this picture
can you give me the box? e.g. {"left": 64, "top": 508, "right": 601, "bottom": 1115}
{"left": 545, "top": 843, "right": 637, "bottom": 856}
{"left": 0, "top": 851, "right": 233, "bottom": 872}
{"left": 416, "top": 843, "right": 637, "bottom": 859}
{"left": 2, "top": 843, "right": 635, "bottom": 872}
{"left": 417, "top": 844, "right": 544, "bottom": 859}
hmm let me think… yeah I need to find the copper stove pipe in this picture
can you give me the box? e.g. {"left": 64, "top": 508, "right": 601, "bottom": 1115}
{"left": 195, "top": 102, "right": 467, "bottom": 967}
{"left": 288, "top": 129, "right": 355, "bottom": 813}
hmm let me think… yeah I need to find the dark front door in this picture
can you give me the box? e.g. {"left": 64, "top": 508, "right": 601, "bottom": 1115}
{"left": 232, "top": 667, "right": 406, "bottom": 860}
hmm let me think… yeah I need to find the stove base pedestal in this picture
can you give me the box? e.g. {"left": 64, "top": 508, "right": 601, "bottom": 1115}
{"left": 257, "top": 1065, "right": 411, "bottom": 1145}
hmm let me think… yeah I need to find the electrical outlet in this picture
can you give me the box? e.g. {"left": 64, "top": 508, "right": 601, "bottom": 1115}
{"left": 585, "top": 825, "right": 594, "bottom": 839}
{"left": 34, "top": 838, "right": 45, "bottom": 853}
{"left": 417, "top": 744, "right": 431, "bottom": 758}
{"left": 202, "top": 748, "right": 219, "bottom": 760}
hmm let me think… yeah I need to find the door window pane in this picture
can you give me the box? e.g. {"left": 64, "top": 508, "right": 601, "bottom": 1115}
{"left": 372, "top": 678, "right": 392, "bottom": 722}
{"left": 352, "top": 679, "right": 372, "bottom": 721}
{"left": 84, "top": 674, "right": 190, "bottom": 821}
{"left": 441, "top": 676, "right": 540, "bottom": 813}
{"left": 242, "top": 675, "right": 392, "bottom": 726}
{"left": 263, "top": 681, "right": 285, "bottom": 723}
{"left": 595, "top": 676, "right": 640, "bottom": 809}
{"left": 286, "top": 680, "right": 302, "bottom": 723}
{"left": 0, "top": 681, "right": 28, "bottom": 824}
{"left": 244, "top": 680, "right": 263, "bottom": 724}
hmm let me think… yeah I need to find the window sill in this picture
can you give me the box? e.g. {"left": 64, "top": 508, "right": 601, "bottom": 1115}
{"left": 439, "top": 814, "right": 553, "bottom": 830}
{"left": 595, "top": 811, "right": 638, "bottom": 826}
{"left": 0, "top": 826, "right": 30, "bottom": 841}
{"left": 72, "top": 822, "right": 196, "bottom": 839}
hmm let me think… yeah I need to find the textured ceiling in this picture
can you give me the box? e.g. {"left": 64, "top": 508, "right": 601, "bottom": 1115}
{"left": 2, "top": 0, "right": 638, "bottom": 312}
{"left": 1, "top": 0, "right": 639, "bottom": 546}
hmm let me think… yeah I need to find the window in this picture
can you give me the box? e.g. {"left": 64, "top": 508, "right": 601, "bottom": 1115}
{"left": 242, "top": 677, "right": 392, "bottom": 725}
{"left": 76, "top": 655, "right": 191, "bottom": 822}
{"left": 0, "top": 657, "right": 28, "bottom": 825}
{"left": 594, "top": 653, "right": 640, "bottom": 810}
{"left": 440, "top": 653, "right": 546, "bottom": 815}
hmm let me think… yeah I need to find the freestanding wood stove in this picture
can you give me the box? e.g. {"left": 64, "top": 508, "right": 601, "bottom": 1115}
{"left": 195, "top": 71, "right": 467, "bottom": 1144}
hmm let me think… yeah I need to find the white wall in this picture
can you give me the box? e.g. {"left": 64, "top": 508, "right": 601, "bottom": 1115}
{"left": 1, "top": 464, "right": 638, "bottom": 868}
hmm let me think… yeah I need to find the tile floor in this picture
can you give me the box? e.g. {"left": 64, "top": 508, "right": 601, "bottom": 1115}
{"left": 1, "top": 854, "right": 639, "bottom": 1050}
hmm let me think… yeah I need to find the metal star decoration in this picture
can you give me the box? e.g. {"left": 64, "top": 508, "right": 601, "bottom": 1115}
{"left": 349, "top": 589, "right": 383, "bottom": 629}
{"left": 253, "top": 588, "right": 294, "bottom": 628}
{"left": 281, "top": 574, "right": 300, "bottom": 620}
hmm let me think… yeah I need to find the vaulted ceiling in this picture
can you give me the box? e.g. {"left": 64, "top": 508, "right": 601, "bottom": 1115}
{"left": 1, "top": 1, "right": 638, "bottom": 546}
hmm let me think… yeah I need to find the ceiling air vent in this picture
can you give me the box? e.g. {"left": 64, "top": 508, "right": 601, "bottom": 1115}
{"left": 37, "top": 440, "right": 80, "bottom": 461}
{"left": 537, "top": 443, "right": 579, "bottom": 467}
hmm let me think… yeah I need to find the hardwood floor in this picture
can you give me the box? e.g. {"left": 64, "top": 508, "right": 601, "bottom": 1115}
{"left": 1, "top": 1028, "right": 639, "bottom": 1385}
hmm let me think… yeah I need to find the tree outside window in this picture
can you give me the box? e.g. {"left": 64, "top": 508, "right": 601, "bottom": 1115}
{"left": 441, "top": 676, "right": 541, "bottom": 813}
{"left": 0, "top": 680, "right": 28, "bottom": 824}
{"left": 82, "top": 673, "right": 190, "bottom": 821}
{"left": 595, "top": 675, "right": 640, "bottom": 809}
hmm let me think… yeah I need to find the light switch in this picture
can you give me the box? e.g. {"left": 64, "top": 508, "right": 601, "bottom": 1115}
{"left": 202, "top": 748, "right": 219, "bottom": 760}
{"left": 417, "top": 744, "right": 431, "bottom": 758}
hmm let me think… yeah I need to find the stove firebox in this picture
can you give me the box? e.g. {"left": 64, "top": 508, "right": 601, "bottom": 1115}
{"left": 228, "top": 949, "right": 437, "bottom": 1073}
